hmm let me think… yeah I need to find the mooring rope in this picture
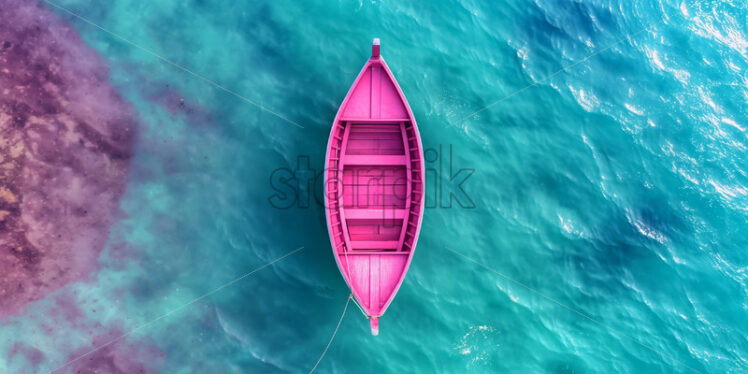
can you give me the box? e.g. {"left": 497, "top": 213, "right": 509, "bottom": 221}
{"left": 308, "top": 294, "right": 352, "bottom": 374}
{"left": 47, "top": 246, "right": 305, "bottom": 374}
{"left": 44, "top": 0, "right": 305, "bottom": 129}
{"left": 348, "top": 294, "right": 369, "bottom": 318}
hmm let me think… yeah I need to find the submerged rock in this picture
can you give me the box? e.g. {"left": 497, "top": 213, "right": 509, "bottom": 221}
{"left": 0, "top": 1, "right": 134, "bottom": 317}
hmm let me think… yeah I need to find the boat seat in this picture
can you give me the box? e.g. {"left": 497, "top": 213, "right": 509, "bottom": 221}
{"left": 345, "top": 208, "right": 407, "bottom": 219}
{"left": 350, "top": 240, "right": 399, "bottom": 249}
{"left": 342, "top": 155, "right": 407, "bottom": 165}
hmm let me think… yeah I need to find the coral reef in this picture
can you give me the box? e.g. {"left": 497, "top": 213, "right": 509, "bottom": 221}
{"left": 0, "top": 1, "right": 134, "bottom": 317}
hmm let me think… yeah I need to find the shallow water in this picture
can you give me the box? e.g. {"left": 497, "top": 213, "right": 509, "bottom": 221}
{"left": 2, "top": 0, "right": 747, "bottom": 372}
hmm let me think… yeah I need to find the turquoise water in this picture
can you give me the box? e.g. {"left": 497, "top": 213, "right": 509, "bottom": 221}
{"left": 3, "top": 0, "right": 747, "bottom": 372}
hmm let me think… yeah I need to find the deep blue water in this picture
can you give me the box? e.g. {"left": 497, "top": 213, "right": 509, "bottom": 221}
{"left": 2, "top": 0, "right": 747, "bottom": 372}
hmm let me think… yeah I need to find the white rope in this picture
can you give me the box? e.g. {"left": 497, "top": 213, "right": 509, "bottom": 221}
{"left": 47, "top": 246, "right": 305, "bottom": 374}
{"left": 44, "top": 0, "right": 304, "bottom": 129}
{"left": 348, "top": 293, "right": 369, "bottom": 318}
{"left": 309, "top": 294, "right": 352, "bottom": 374}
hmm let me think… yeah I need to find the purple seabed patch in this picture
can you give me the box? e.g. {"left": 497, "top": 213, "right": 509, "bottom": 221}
{"left": 0, "top": 1, "right": 134, "bottom": 317}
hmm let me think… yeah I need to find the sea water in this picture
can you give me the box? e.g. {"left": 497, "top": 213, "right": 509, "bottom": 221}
{"left": 2, "top": 0, "right": 746, "bottom": 372}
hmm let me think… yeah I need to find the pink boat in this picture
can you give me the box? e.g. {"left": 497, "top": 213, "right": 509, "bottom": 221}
{"left": 324, "top": 39, "right": 425, "bottom": 335}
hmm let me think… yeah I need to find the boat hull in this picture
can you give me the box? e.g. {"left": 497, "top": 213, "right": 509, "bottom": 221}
{"left": 324, "top": 39, "right": 425, "bottom": 335}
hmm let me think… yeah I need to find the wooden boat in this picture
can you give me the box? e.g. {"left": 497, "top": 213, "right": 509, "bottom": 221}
{"left": 324, "top": 39, "right": 424, "bottom": 335}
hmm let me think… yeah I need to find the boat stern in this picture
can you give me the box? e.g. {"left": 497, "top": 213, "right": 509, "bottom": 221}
{"left": 370, "top": 317, "right": 379, "bottom": 336}
{"left": 372, "top": 38, "right": 380, "bottom": 58}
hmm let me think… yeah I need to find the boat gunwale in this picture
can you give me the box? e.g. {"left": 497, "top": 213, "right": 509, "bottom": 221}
{"left": 323, "top": 44, "right": 425, "bottom": 320}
